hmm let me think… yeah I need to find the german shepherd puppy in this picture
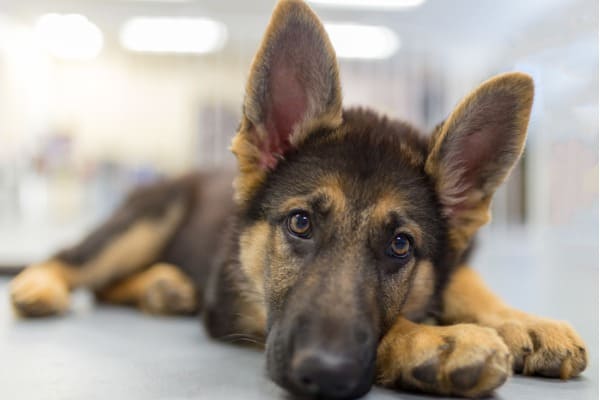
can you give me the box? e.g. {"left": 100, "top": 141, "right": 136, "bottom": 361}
{"left": 9, "top": 1, "right": 587, "bottom": 398}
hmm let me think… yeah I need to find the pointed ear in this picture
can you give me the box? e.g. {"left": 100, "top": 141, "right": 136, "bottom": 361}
{"left": 425, "top": 72, "right": 534, "bottom": 251}
{"left": 231, "top": 0, "right": 342, "bottom": 203}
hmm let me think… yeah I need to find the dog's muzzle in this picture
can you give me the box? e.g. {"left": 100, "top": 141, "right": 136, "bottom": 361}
{"left": 266, "top": 313, "right": 377, "bottom": 399}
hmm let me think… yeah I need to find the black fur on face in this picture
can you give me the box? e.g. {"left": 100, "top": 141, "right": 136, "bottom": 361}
{"left": 241, "top": 108, "right": 450, "bottom": 398}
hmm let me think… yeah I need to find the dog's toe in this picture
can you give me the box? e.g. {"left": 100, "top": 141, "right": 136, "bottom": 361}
{"left": 495, "top": 317, "right": 587, "bottom": 379}
{"left": 139, "top": 264, "right": 196, "bottom": 315}
{"left": 378, "top": 323, "right": 512, "bottom": 398}
{"left": 10, "top": 265, "right": 70, "bottom": 317}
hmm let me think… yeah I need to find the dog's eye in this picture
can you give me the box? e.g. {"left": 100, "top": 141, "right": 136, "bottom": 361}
{"left": 287, "top": 211, "right": 312, "bottom": 238}
{"left": 387, "top": 233, "right": 412, "bottom": 259}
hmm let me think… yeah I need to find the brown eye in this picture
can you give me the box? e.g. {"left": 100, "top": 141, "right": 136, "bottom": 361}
{"left": 387, "top": 233, "right": 412, "bottom": 259}
{"left": 287, "top": 211, "right": 312, "bottom": 238}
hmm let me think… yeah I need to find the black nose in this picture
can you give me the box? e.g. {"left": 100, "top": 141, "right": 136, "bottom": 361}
{"left": 290, "top": 349, "right": 363, "bottom": 399}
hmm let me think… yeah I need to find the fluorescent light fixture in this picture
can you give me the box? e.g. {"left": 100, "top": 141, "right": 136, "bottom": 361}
{"left": 120, "top": 17, "right": 227, "bottom": 54}
{"left": 325, "top": 23, "right": 400, "bottom": 60}
{"left": 309, "top": 0, "right": 425, "bottom": 10}
{"left": 34, "top": 13, "right": 103, "bottom": 60}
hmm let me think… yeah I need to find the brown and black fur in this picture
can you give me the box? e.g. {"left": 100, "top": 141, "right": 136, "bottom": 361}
{"left": 10, "top": 1, "right": 587, "bottom": 399}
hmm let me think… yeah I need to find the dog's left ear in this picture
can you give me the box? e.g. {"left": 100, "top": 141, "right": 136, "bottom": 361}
{"left": 426, "top": 72, "right": 534, "bottom": 252}
{"left": 231, "top": 0, "right": 342, "bottom": 204}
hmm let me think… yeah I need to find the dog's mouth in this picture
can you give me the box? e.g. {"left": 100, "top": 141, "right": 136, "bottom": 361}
{"left": 265, "top": 321, "right": 377, "bottom": 400}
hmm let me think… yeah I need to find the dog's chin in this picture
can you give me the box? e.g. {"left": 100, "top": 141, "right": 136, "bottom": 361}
{"left": 265, "top": 325, "right": 376, "bottom": 400}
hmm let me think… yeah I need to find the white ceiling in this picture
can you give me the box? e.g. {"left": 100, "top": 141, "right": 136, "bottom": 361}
{"left": 0, "top": 0, "right": 595, "bottom": 58}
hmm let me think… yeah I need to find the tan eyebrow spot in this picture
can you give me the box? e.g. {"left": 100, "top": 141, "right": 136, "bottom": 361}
{"left": 278, "top": 174, "right": 346, "bottom": 214}
{"left": 319, "top": 174, "right": 347, "bottom": 214}
{"left": 371, "top": 193, "right": 424, "bottom": 246}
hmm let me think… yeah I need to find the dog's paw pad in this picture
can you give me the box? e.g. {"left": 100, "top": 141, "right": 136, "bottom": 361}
{"left": 412, "top": 358, "right": 439, "bottom": 384}
{"left": 449, "top": 363, "right": 484, "bottom": 391}
{"left": 10, "top": 265, "right": 70, "bottom": 317}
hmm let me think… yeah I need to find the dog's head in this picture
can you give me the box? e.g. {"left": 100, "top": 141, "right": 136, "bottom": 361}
{"left": 231, "top": 1, "right": 533, "bottom": 398}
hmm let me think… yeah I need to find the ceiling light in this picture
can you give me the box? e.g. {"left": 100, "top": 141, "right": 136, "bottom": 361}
{"left": 34, "top": 13, "right": 103, "bottom": 60}
{"left": 309, "top": 0, "right": 425, "bottom": 10}
{"left": 325, "top": 23, "right": 400, "bottom": 60}
{"left": 120, "top": 17, "right": 227, "bottom": 54}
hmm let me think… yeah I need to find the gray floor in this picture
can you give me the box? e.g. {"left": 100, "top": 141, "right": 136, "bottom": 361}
{"left": 0, "top": 228, "right": 597, "bottom": 400}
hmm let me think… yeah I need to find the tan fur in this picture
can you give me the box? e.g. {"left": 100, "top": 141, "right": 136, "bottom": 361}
{"left": 239, "top": 221, "right": 270, "bottom": 300}
{"left": 401, "top": 261, "right": 435, "bottom": 321}
{"left": 231, "top": 0, "right": 343, "bottom": 204}
{"left": 316, "top": 175, "right": 347, "bottom": 215}
{"left": 10, "top": 260, "right": 72, "bottom": 316}
{"left": 238, "top": 221, "right": 270, "bottom": 335}
{"left": 236, "top": 221, "right": 272, "bottom": 339}
{"left": 96, "top": 263, "right": 196, "bottom": 315}
{"left": 10, "top": 200, "right": 185, "bottom": 317}
{"left": 234, "top": 297, "right": 268, "bottom": 341}
{"left": 447, "top": 198, "right": 492, "bottom": 255}
{"left": 71, "top": 200, "right": 185, "bottom": 289}
{"left": 425, "top": 72, "right": 534, "bottom": 252}
{"left": 266, "top": 225, "right": 304, "bottom": 306}
{"left": 442, "top": 267, "right": 587, "bottom": 379}
{"left": 377, "top": 317, "right": 512, "bottom": 398}
{"left": 231, "top": 132, "right": 267, "bottom": 205}
{"left": 277, "top": 175, "right": 347, "bottom": 216}
{"left": 371, "top": 194, "right": 424, "bottom": 246}
{"left": 371, "top": 193, "right": 407, "bottom": 223}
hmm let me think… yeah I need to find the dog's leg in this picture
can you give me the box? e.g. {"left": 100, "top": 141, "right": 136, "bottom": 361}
{"left": 376, "top": 316, "right": 512, "bottom": 397}
{"left": 96, "top": 262, "right": 196, "bottom": 315}
{"left": 441, "top": 266, "right": 587, "bottom": 379}
{"left": 10, "top": 181, "right": 189, "bottom": 317}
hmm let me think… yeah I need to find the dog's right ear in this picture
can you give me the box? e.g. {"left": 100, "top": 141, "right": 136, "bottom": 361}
{"left": 231, "top": 0, "right": 342, "bottom": 204}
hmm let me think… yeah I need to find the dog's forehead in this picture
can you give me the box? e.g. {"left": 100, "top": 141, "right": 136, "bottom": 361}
{"left": 252, "top": 109, "right": 440, "bottom": 226}
{"left": 275, "top": 171, "right": 423, "bottom": 228}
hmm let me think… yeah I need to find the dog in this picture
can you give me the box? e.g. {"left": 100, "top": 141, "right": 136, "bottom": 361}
{"left": 9, "top": 1, "right": 587, "bottom": 398}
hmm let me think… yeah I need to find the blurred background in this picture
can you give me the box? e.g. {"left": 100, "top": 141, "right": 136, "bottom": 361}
{"left": 0, "top": 0, "right": 597, "bottom": 268}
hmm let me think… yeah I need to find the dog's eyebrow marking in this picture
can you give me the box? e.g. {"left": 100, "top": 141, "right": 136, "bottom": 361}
{"left": 278, "top": 176, "right": 346, "bottom": 215}
{"left": 372, "top": 193, "right": 406, "bottom": 221}
{"left": 369, "top": 194, "right": 424, "bottom": 246}
{"left": 278, "top": 191, "right": 340, "bottom": 216}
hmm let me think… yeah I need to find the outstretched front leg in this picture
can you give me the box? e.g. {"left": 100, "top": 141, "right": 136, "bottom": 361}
{"left": 441, "top": 266, "right": 587, "bottom": 379}
{"left": 96, "top": 263, "right": 197, "bottom": 315}
{"left": 10, "top": 179, "right": 189, "bottom": 317}
{"left": 377, "top": 317, "right": 512, "bottom": 397}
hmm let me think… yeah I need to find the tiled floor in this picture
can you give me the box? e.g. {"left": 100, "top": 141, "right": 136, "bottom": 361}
{"left": 0, "top": 228, "right": 597, "bottom": 400}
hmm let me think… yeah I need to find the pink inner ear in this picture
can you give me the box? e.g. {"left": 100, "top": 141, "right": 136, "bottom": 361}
{"left": 443, "top": 119, "right": 514, "bottom": 217}
{"left": 444, "top": 129, "right": 496, "bottom": 216}
{"left": 458, "top": 129, "right": 493, "bottom": 187}
{"left": 259, "top": 60, "right": 308, "bottom": 170}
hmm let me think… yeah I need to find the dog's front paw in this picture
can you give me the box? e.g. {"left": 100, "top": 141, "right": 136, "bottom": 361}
{"left": 377, "top": 323, "right": 512, "bottom": 398}
{"left": 10, "top": 263, "right": 70, "bottom": 317}
{"left": 138, "top": 263, "right": 196, "bottom": 315}
{"left": 494, "top": 316, "right": 587, "bottom": 379}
